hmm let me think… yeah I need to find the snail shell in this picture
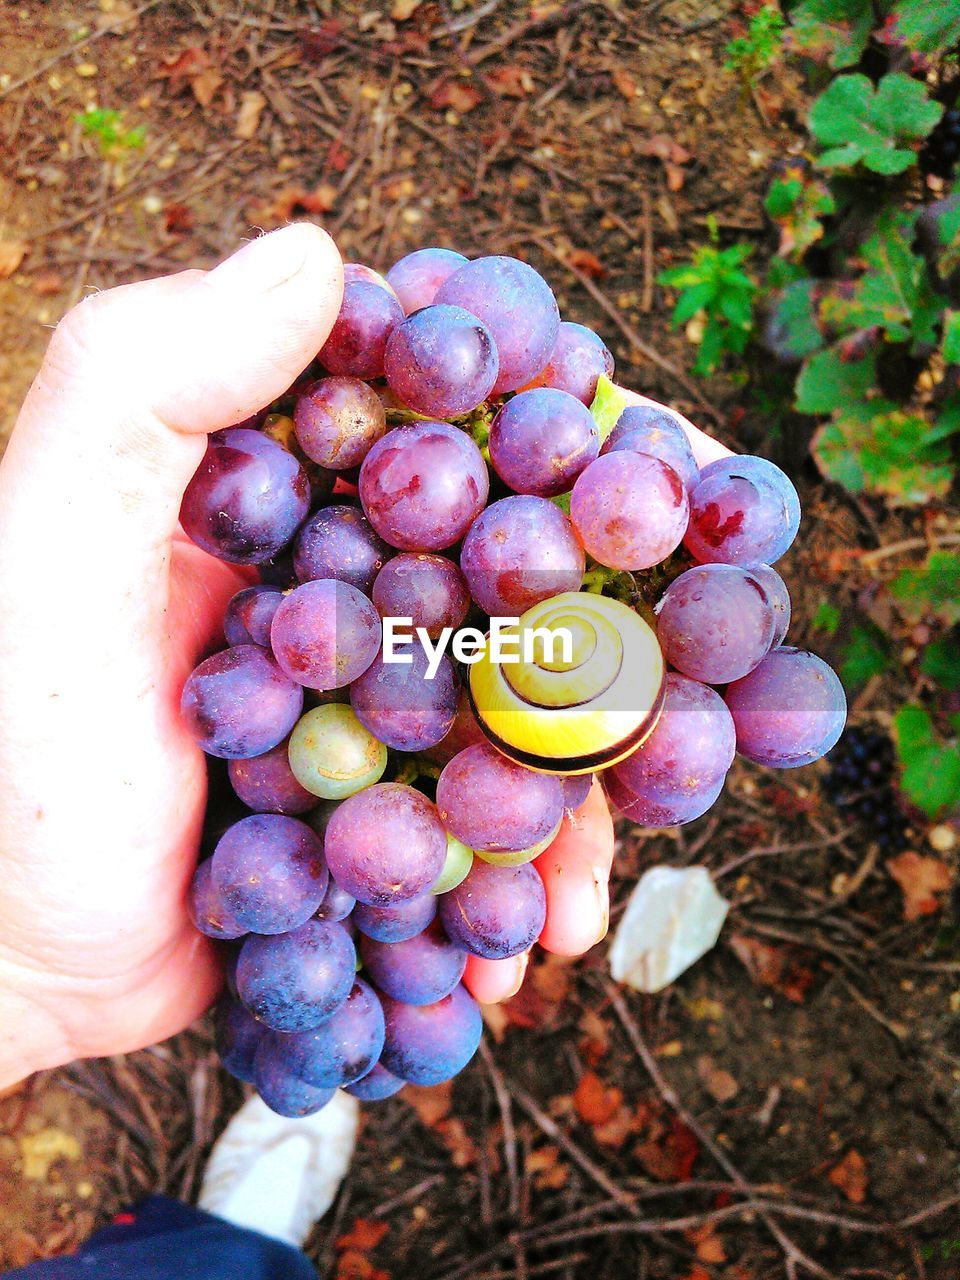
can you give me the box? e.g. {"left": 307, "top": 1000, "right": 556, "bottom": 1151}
{"left": 469, "top": 591, "right": 665, "bottom": 774}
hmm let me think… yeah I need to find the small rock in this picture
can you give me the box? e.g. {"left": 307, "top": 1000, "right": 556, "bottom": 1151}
{"left": 608, "top": 866, "right": 729, "bottom": 993}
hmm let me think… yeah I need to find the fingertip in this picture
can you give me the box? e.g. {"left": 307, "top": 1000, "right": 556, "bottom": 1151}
{"left": 463, "top": 953, "right": 528, "bottom": 1004}
{"left": 534, "top": 781, "right": 614, "bottom": 956}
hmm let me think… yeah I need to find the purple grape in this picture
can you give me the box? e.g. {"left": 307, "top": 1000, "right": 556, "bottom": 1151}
{"left": 386, "top": 247, "right": 468, "bottom": 314}
{"left": 435, "top": 255, "right": 560, "bottom": 395}
{"left": 570, "top": 451, "right": 689, "bottom": 571}
{"left": 750, "top": 563, "right": 791, "bottom": 647}
{"left": 353, "top": 894, "right": 437, "bottom": 943}
{"left": 228, "top": 738, "right": 317, "bottom": 815}
{"left": 270, "top": 579, "right": 381, "bottom": 690}
{"left": 384, "top": 304, "right": 499, "bottom": 418}
{"left": 223, "top": 585, "right": 284, "bottom": 647}
{"left": 725, "top": 647, "right": 846, "bottom": 767}
{"left": 253, "top": 1034, "right": 336, "bottom": 1117}
{"left": 488, "top": 388, "right": 599, "bottom": 497}
{"left": 522, "top": 321, "right": 614, "bottom": 404}
{"left": 211, "top": 813, "right": 328, "bottom": 934}
{"left": 236, "top": 920, "right": 356, "bottom": 1032}
{"left": 343, "top": 262, "right": 395, "bottom": 293}
{"left": 604, "top": 673, "right": 735, "bottom": 826}
{"left": 318, "top": 280, "right": 404, "bottom": 379}
{"left": 559, "top": 773, "right": 593, "bottom": 814}
{"left": 437, "top": 743, "right": 564, "bottom": 853}
{"left": 460, "top": 496, "right": 585, "bottom": 617}
{"left": 656, "top": 564, "right": 776, "bottom": 685}
{"left": 293, "top": 376, "right": 387, "bottom": 470}
{"left": 344, "top": 1062, "right": 405, "bottom": 1100}
{"left": 282, "top": 978, "right": 386, "bottom": 1088}
{"left": 350, "top": 641, "right": 459, "bottom": 752}
{"left": 372, "top": 553, "right": 470, "bottom": 639}
{"left": 601, "top": 405, "right": 700, "bottom": 494}
{"left": 380, "top": 984, "right": 482, "bottom": 1085}
{"left": 315, "top": 877, "right": 356, "bottom": 923}
{"left": 684, "top": 455, "right": 801, "bottom": 566}
{"left": 360, "top": 920, "right": 467, "bottom": 1006}
{"left": 293, "top": 505, "right": 392, "bottom": 595}
{"left": 180, "top": 428, "right": 310, "bottom": 565}
{"left": 215, "top": 998, "right": 264, "bottom": 1083}
{"left": 359, "top": 421, "right": 489, "bottom": 552}
{"left": 324, "top": 784, "right": 448, "bottom": 906}
{"left": 189, "top": 860, "right": 246, "bottom": 940}
{"left": 181, "top": 644, "right": 304, "bottom": 759}
{"left": 438, "top": 859, "right": 546, "bottom": 958}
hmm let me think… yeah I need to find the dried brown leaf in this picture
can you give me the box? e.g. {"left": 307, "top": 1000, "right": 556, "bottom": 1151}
{"left": 828, "top": 1149, "right": 868, "bottom": 1204}
{"left": 235, "top": 90, "right": 267, "bottom": 139}
{"left": 192, "top": 67, "right": 224, "bottom": 108}
{"left": 573, "top": 1070, "right": 622, "bottom": 1126}
{"left": 696, "top": 1055, "right": 739, "bottom": 1103}
{"left": 487, "top": 64, "right": 534, "bottom": 98}
{"left": 336, "top": 1219, "right": 390, "bottom": 1251}
{"left": 886, "top": 851, "right": 952, "bottom": 921}
{"left": 729, "top": 933, "right": 815, "bottom": 1004}
{"left": 390, "top": 0, "right": 422, "bottom": 19}
{"left": 430, "top": 80, "right": 483, "bottom": 113}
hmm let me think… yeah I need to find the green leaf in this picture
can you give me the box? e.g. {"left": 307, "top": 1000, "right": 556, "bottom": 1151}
{"left": 786, "top": 0, "right": 873, "bottom": 68}
{"left": 894, "top": 705, "right": 960, "bottom": 818}
{"left": 944, "top": 311, "right": 960, "bottom": 365}
{"left": 589, "top": 375, "right": 632, "bottom": 445}
{"left": 795, "top": 349, "right": 877, "bottom": 414}
{"left": 768, "top": 280, "right": 824, "bottom": 360}
{"left": 839, "top": 621, "right": 893, "bottom": 688}
{"left": 840, "top": 210, "right": 942, "bottom": 346}
{"left": 812, "top": 601, "right": 841, "bottom": 634}
{"left": 672, "top": 281, "right": 716, "bottom": 325}
{"left": 882, "top": 4, "right": 960, "bottom": 55}
{"left": 813, "top": 404, "right": 955, "bottom": 505}
{"left": 809, "top": 73, "right": 943, "bottom": 175}
{"left": 921, "top": 635, "right": 960, "bottom": 690}
{"left": 891, "top": 552, "right": 960, "bottom": 624}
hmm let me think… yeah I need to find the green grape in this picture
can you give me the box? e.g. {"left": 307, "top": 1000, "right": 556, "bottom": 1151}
{"left": 473, "top": 819, "right": 561, "bottom": 867}
{"left": 430, "top": 834, "right": 475, "bottom": 894}
{"left": 288, "top": 705, "right": 387, "bottom": 800}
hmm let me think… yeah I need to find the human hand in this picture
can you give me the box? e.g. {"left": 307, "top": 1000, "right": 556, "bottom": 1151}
{"left": 0, "top": 224, "right": 729, "bottom": 1083}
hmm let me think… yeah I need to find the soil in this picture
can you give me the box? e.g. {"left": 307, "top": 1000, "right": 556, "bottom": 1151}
{"left": 1, "top": 3, "right": 958, "bottom": 1278}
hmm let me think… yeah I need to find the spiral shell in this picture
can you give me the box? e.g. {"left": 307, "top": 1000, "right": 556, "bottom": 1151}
{"left": 469, "top": 591, "right": 665, "bottom": 774}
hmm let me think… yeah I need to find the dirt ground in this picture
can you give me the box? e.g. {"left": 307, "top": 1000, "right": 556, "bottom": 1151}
{"left": 1, "top": 2, "right": 958, "bottom": 1278}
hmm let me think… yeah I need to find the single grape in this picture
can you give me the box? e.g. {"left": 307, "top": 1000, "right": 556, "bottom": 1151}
{"left": 489, "top": 388, "right": 599, "bottom": 497}
{"left": 749, "top": 563, "right": 791, "bottom": 647}
{"left": 725, "top": 647, "right": 846, "bottom": 767}
{"left": 181, "top": 644, "right": 304, "bottom": 759}
{"left": 270, "top": 579, "right": 381, "bottom": 690}
{"left": 460, "top": 495, "right": 584, "bottom": 617}
{"left": 430, "top": 834, "right": 474, "bottom": 894}
{"left": 318, "top": 280, "right": 404, "bottom": 379}
{"left": 384, "top": 304, "right": 499, "bottom": 418}
{"left": 350, "top": 641, "right": 459, "bottom": 752}
{"left": 288, "top": 704, "right": 387, "bottom": 801}
{"left": 570, "top": 451, "right": 689, "bottom": 571}
{"left": 521, "top": 320, "right": 614, "bottom": 405}
{"left": 360, "top": 919, "right": 467, "bottom": 1005}
{"left": 684, "top": 455, "right": 801, "bottom": 566}
{"left": 422, "top": 688, "right": 489, "bottom": 767}
{"left": 656, "top": 564, "right": 776, "bottom": 685}
{"left": 223, "top": 585, "right": 284, "bottom": 647}
{"left": 324, "top": 783, "right": 448, "bottom": 906}
{"left": 253, "top": 1034, "right": 336, "bottom": 1117}
{"left": 435, "top": 255, "right": 560, "bottom": 395}
{"left": 293, "top": 376, "right": 387, "bottom": 471}
{"left": 601, "top": 405, "right": 700, "bottom": 494}
{"left": 604, "top": 673, "right": 736, "bottom": 826}
{"left": 372, "top": 553, "right": 470, "bottom": 640}
{"left": 189, "top": 860, "right": 246, "bottom": 940}
{"left": 380, "top": 984, "right": 482, "bottom": 1085}
{"left": 559, "top": 773, "right": 593, "bottom": 814}
{"left": 344, "top": 1062, "right": 405, "bottom": 1101}
{"left": 282, "top": 978, "right": 386, "bottom": 1088}
{"left": 438, "top": 859, "right": 546, "bottom": 958}
{"left": 228, "top": 738, "right": 317, "bottom": 815}
{"left": 343, "top": 262, "right": 397, "bottom": 295}
{"left": 359, "top": 421, "right": 489, "bottom": 552}
{"left": 315, "top": 876, "right": 357, "bottom": 923}
{"left": 236, "top": 919, "right": 356, "bottom": 1033}
{"left": 293, "top": 504, "right": 392, "bottom": 595}
{"left": 353, "top": 894, "right": 437, "bottom": 942}
{"left": 386, "top": 247, "right": 468, "bottom": 314}
{"left": 437, "top": 742, "right": 564, "bottom": 853}
{"left": 180, "top": 428, "right": 310, "bottom": 564}
{"left": 211, "top": 813, "right": 328, "bottom": 934}
{"left": 214, "top": 998, "right": 263, "bottom": 1083}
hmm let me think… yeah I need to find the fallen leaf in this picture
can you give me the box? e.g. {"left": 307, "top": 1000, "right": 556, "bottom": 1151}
{"left": 336, "top": 1219, "right": 390, "bottom": 1252}
{"left": 567, "top": 248, "right": 606, "bottom": 279}
{"left": 636, "top": 1116, "right": 698, "bottom": 1182}
{"left": 429, "top": 80, "right": 483, "bottom": 113}
{"left": 729, "top": 934, "right": 815, "bottom": 1004}
{"left": 0, "top": 240, "right": 29, "bottom": 279}
{"left": 157, "top": 45, "right": 209, "bottom": 82}
{"left": 525, "top": 1144, "right": 569, "bottom": 1189}
{"left": 235, "top": 89, "right": 267, "bottom": 139}
{"left": 665, "top": 163, "right": 686, "bottom": 192}
{"left": 298, "top": 22, "right": 343, "bottom": 61}
{"left": 612, "top": 68, "right": 637, "bottom": 99}
{"left": 163, "top": 202, "right": 193, "bottom": 234}
{"left": 675, "top": 1269, "right": 711, "bottom": 1280}
{"left": 573, "top": 1071, "right": 622, "bottom": 1126}
{"left": 696, "top": 1055, "right": 739, "bottom": 1103}
{"left": 591, "top": 1106, "right": 635, "bottom": 1148}
{"left": 487, "top": 64, "right": 534, "bottom": 98}
{"left": 578, "top": 1007, "right": 610, "bottom": 1065}
{"left": 18, "top": 1128, "right": 81, "bottom": 1181}
{"left": 636, "top": 134, "right": 691, "bottom": 165}
{"left": 828, "top": 1149, "right": 868, "bottom": 1204}
{"left": 404, "top": 1080, "right": 452, "bottom": 1127}
{"left": 684, "top": 996, "right": 725, "bottom": 1022}
{"left": 191, "top": 67, "right": 224, "bottom": 107}
{"left": 687, "top": 1221, "right": 727, "bottom": 1263}
{"left": 886, "top": 851, "right": 952, "bottom": 921}
{"left": 326, "top": 140, "right": 351, "bottom": 172}
{"left": 336, "top": 1250, "right": 390, "bottom": 1280}
{"left": 247, "top": 183, "right": 337, "bottom": 228}
{"left": 390, "top": 0, "right": 422, "bottom": 18}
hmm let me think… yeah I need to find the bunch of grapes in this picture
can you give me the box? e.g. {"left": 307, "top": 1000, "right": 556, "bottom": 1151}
{"left": 823, "top": 726, "right": 908, "bottom": 855}
{"left": 180, "top": 246, "right": 846, "bottom": 1117}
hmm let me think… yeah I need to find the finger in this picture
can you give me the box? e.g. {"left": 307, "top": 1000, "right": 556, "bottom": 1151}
{"left": 616, "top": 387, "right": 733, "bottom": 469}
{"left": 463, "top": 952, "right": 528, "bottom": 1004}
{"left": 534, "top": 781, "right": 616, "bottom": 956}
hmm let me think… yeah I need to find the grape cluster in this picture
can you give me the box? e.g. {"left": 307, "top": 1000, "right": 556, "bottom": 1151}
{"left": 180, "top": 245, "right": 846, "bottom": 1117}
{"left": 823, "top": 726, "right": 908, "bottom": 855}
{"left": 920, "top": 105, "right": 960, "bottom": 180}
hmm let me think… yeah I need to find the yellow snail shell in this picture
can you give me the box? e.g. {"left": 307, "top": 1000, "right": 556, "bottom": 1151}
{"left": 468, "top": 591, "right": 665, "bottom": 774}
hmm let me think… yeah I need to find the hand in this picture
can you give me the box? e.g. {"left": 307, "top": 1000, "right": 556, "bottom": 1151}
{"left": 0, "top": 224, "right": 728, "bottom": 1084}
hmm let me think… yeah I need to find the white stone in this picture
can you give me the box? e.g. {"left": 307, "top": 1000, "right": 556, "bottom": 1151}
{"left": 609, "top": 865, "right": 729, "bottom": 993}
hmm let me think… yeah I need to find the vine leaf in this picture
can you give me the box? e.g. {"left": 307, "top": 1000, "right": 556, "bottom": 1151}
{"left": 812, "top": 403, "right": 955, "bottom": 505}
{"left": 809, "top": 73, "right": 942, "bottom": 175}
{"left": 891, "top": 551, "right": 960, "bottom": 624}
{"left": 877, "top": 4, "right": 960, "bottom": 55}
{"left": 843, "top": 212, "right": 941, "bottom": 346}
{"left": 785, "top": 0, "right": 873, "bottom": 68}
{"left": 766, "top": 280, "right": 824, "bottom": 361}
{"left": 795, "top": 349, "right": 877, "bottom": 414}
{"left": 764, "top": 163, "right": 836, "bottom": 258}
{"left": 894, "top": 705, "right": 960, "bottom": 819}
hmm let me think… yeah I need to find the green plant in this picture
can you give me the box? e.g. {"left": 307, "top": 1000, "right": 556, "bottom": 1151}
{"left": 658, "top": 220, "right": 758, "bottom": 376}
{"left": 724, "top": 6, "right": 785, "bottom": 86}
{"left": 75, "top": 107, "right": 146, "bottom": 158}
